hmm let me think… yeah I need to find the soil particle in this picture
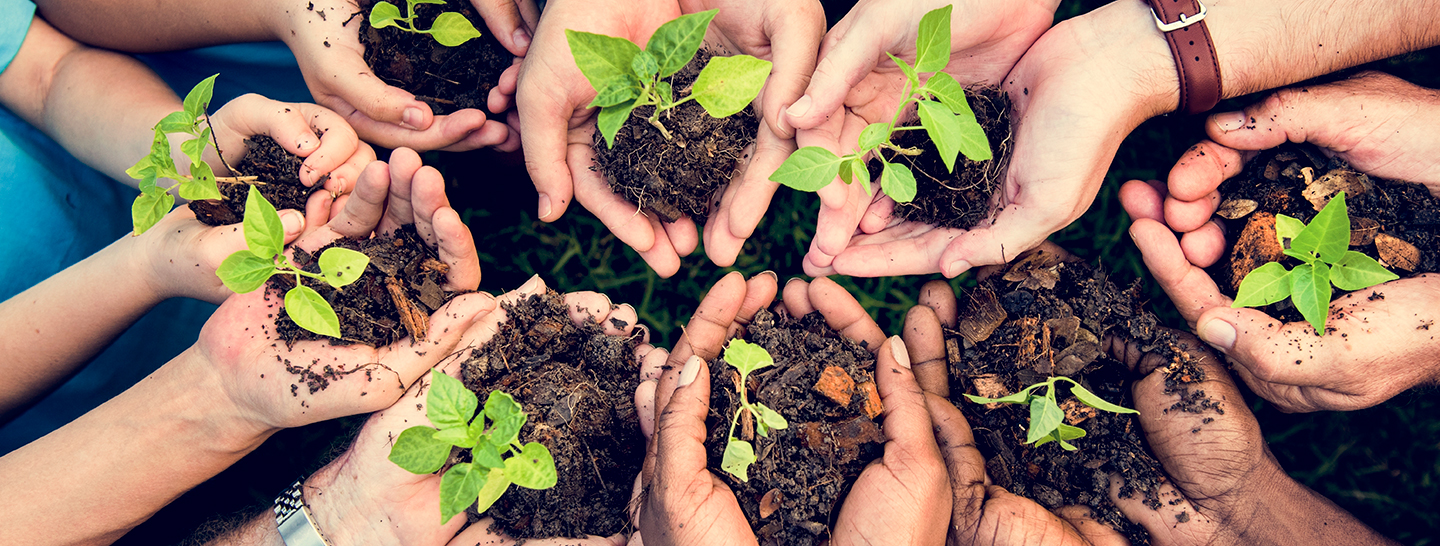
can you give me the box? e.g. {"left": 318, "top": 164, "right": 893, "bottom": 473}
{"left": 190, "top": 135, "right": 324, "bottom": 226}
{"left": 357, "top": 0, "right": 513, "bottom": 115}
{"left": 885, "top": 86, "right": 1013, "bottom": 229}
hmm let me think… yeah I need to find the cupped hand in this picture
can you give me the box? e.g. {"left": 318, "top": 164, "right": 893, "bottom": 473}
{"left": 208, "top": 94, "right": 377, "bottom": 195}
{"left": 134, "top": 206, "right": 305, "bottom": 304}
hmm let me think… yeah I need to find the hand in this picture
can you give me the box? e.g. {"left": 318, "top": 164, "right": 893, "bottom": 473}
{"left": 514, "top": 0, "right": 693, "bottom": 276}
{"left": 208, "top": 94, "right": 377, "bottom": 195}
{"left": 133, "top": 206, "right": 305, "bottom": 305}
{"left": 785, "top": 0, "right": 1059, "bottom": 275}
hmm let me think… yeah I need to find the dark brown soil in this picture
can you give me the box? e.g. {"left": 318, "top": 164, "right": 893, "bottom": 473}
{"left": 883, "top": 86, "right": 1012, "bottom": 229}
{"left": 458, "top": 290, "right": 643, "bottom": 540}
{"left": 357, "top": 0, "right": 513, "bottom": 115}
{"left": 945, "top": 251, "right": 1215, "bottom": 545}
{"left": 702, "top": 308, "right": 884, "bottom": 546}
{"left": 1209, "top": 143, "right": 1440, "bottom": 324}
{"left": 590, "top": 48, "right": 760, "bottom": 224}
{"left": 190, "top": 135, "right": 324, "bottom": 226}
{"left": 272, "top": 224, "right": 456, "bottom": 348}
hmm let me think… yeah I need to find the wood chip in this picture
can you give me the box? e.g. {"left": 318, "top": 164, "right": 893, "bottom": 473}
{"left": 1228, "top": 213, "right": 1287, "bottom": 292}
{"left": 1045, "top": 316, "right": 1081, "bottom": 343}
{"left": 1376, "top": 233, "right": 1420, "bottom": 271}
{"left": 969, "top": 374, "right": 1010, "bottom": 409}
{"left": 1350, "top": 217, "right": 1380, "bottom": 246}
{"left": 1060, "top": 398, "right": 1099, "bottom": 425}
{"left": 957, "top": 288, "right": 1007, "bottom": 344}
{"left": 858, "top": 381, "right": 884, "bottom": 419}
{"left": 1215, "top": 198, "right": 1258, "bottom": 220}
{"left": 812, "top": 366, "right": 856, "bottom": 406}
{"left": 1303, "top": 169, "right": 1372, "bottom": 210}
{"left": 1002, "top": 249, "right": 1064, "bottom": 282}
{"left": 386, "top": 276, "right": 428, "bottom": 341}
{"left": 759, "top": 489, "right": 782, "bottom": 519}
{"left": 1054, "top": 342, "right": 1100, "bottom": 376}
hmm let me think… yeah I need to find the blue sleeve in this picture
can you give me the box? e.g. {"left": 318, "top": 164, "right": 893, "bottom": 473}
{"left": 0, "top": 0, "right": 35, "bottom": 75}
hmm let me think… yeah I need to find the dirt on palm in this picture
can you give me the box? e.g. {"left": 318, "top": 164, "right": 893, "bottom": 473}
{"left": 358, "top": 0, "right": 513, "bottom": 115}
{"left": 190, "top": 135, "right": 323, "bottom": 226}
{"left": 884, "top": 86, "right": 1012, "bottom": 229}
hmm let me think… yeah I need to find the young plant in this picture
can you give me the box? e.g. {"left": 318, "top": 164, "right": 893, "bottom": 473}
{"left": 1232, "top": 191, "right": 1398, "bottom": 333}
{"left": 127, "top": 74, "right": 254, "bottom": 235}
{"left": 566, "top": 9, "right": 773, "bottom": 147}
{"left": 768, "top": 5, "right": 990, "bottom": 204}
{"left": 964, "top": 376, "right": 1137, "bottom": 451}
{"left": 718, "top": 339, "right": 789, "bottom": 482}
{"left": 369, "top": 0, "right": 482, "bottom": 47}
{"left": 388, "top": 370, "right": 558, "bottom": 524}
{"left": 215, "top": 186, "right": 370, "bottom": 338}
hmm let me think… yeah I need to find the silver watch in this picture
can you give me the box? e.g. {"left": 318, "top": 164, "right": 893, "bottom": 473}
{"left": 273, "top": 479, "right": 332, "bottom": 546}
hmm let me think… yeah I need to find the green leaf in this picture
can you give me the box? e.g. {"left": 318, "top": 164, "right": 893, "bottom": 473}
{"left": 472, "top": 467, "right": 510, "bottom": 514}
{"left": 1025, "top": 396, "right": 1064, "bottom": 444}
{"left": 723, "top": 339, "right": 774, "bottom": 377}
{"left": 1275, "top": 214, "right": 1306, "bottom": 244}
{"left": 838, "top": 156, "right": 855, "bottom": 184}
{"left": 1290, "top": 263, "right": 1332, "bottom": 334}
{"left": 132, "top": 186, "right": 174, "bottom": 235}
{"left": 858, "top": 122, "right": 891, "bottom": 151}
{"left": 483, "top": 390, "right": 526, "bottom": 446}
{"left": 924, "top": 72, "right": 973, "bottom": 116}
{"left": 178, "top": 162, "right": 222, "bottom": 201}
{"left": 588, "top": 78, "right": 640, "bottom": 108}
{"left": 242, "top": 185, "right": 284, "bottom": 257}
{"left": 216, "top": 251, "right": 276, "bottom": 293}
{"left": 318, "top": 247, "right": 370, "bottom": 288}
{"left": 425, "top": 12, "right": 482, "bottom": 47}
{"left": 752, "top": 402, "right": 789, "bottom": 430}
{"left": 771, "top": 146, "right": 842, "bottom": 192}
{"left": 645, "top": 9, "right": 717, "bottom": 78}
{"left": 411, "top": 0, "right": 446, "bottom": 5}
{"left": 471, "top": 442, "right": 506, "bottom": 469}
{"left": 917, "top": 100, "right": 966, "bottom": 172}
{"left": 369, "top": 1, "right": 404, "bottom": 29}
{"left": 720, "top": 439, "right": 756, "bottom": 482}
{"left": 880, "top": 161, "right": 917, "bottom": 203}
{"left": 655, "top": 80, "right": 674, "bottom": 106}
{"left": 180, "top": 135, "right": 206, "bottom": 167}
{"left": 691, "top": 55, "right": 772, "bottom": 118}
{"left": 962, "top": 391, "right": 1030, "bottom": 405}
{"left": 505, "top": 442, "right": 558, "bottom": 489}
{"left": 1291, "top": 191, "right": 1351, "bottom": 264}
{"left": 434, "top": 426, "right": 476, "bottom": 448}
{"left": 427, "top": 369, "right": 479, "bottom": 431}
{"left": 852, "top": 156, "right": 871, "bottom": 189}
{"left": 1329, "top": 251, "right": 1399, "bottom": 291}
{"left": 886, "top": 52, "right": 918, "bottom": 89}
{"left": 914, "top": 5, "right": 952, "bottom": 73}
{"left": 1033, "top": 423, "right": 1086, "bottom": 448}
{"left": 127, "top": 155, "right": 159, "bottom": 184}
{"left": 388, "top": 426, "right": 451, "bottom": 474}
{"left": 596, "top": 100, "right": 635, "bottom": 149}
{"left": 285, "top": 285, "right": 342, "bottom": 338}
{"left": 157, "top": 110, "right": 196, "bottom": 134}
{"left": 1065, "top": 381, "right": 1138, "bottom": 414}
{"left": 631, "top": 49, "right": 659, "bottom": 79}
{"left": 1232, "top": 261, "right": 1293, "bottom": 308}
{"left": 183, "top": 74, "right": 218, "bottom": 120}
{"left": 438, "top": 462, "right": 484, "bottom": 524}
{"left": 566, "top": 30, "right": 642, "bottom": 98}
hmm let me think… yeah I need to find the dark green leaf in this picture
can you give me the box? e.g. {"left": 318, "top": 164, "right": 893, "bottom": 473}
{"left": 720, "top": 439, "right": 756, "bottom": 481}
{"left": 182, "top": 74, "right": 218, "bottom": 120}
{"left": 368, "top": 1, "right": 404, "bottom": 29}
{"left": 484, "top": 390, "right": 526, "bottom": 446}
{"left": 1329, "top": 251, "right": 1399, "bottom": 291}
{"left": 1065, "top": 381, "right": 1138, "bottom": 414}
{"left": 924, "top": 72, "right": 973, "bottom": 116}
{"left": 917, "top": 100, "right": 965, "bottom": 172}
{"left": 388, "top": 426, "right": 451, "bottom": 474}
{"left": 132, "top": 186, "right": 174, "bottom": 235}
{"left": 881, "top": 161, "right": 917, "bottom": 203}
{"left": 505, "top": 442, "right": 558, "bottom": 489}
{"left": 770, "top": 146, "right": 842, "bottom": 192}
{"left": 216, "top": 251, "right": 275, "bottom": 293}
{"left": 838, "top": 156, "right": 854, "bottom": 184}
{"left": 1290, "top": 263, "right": 1332, "bottom": 334}
{"left": 596, "top": 100, "right": 635, "bottom": 149}
{"left": 646, "top": 9, "right": 717, "bottom": 78}
{"left": 318, "top": 247, "right": 370, "bottom": 288}
{"left": 427, "top": 369, "right": 479, "bottom": 431}
{"left": 1026, "top": 396, "right": 1064, "bottom": 444}
{"left": 472, "top": 467, "right": 509, "bottom": 514}
{"left": 566, "top": 30, "right": 642, "bottom": 98}
{"left": 631, "top": 50, "right": 659, "bottom": 79}
{"left": 285, "top": 285, "right": 341, "bottom": 338}
{"left": 691, "top": 55, "right": 773, "bottom": 118}
{"left": 242, "top": 185, "right": 284, "bottom": 257}
{"left": 914, "top": 5, "right": 952, "bottom": 73}
{"left": 426, "top": 12, "right": 482, "bottom": 47}
{"left": 858, "top": 122, "right": 891, "bottom": 151}
{"left": 1232, "top": 261, "right": 1293, "bottom": 308}
{"left": 439, "top": 462, "right": 484, "bottom": 524}
{"left": 1291, "top": 191, "right": 1350, "bottom": 263}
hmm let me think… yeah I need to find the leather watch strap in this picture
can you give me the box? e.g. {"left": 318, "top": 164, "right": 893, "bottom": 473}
{"left": 1147, "top": 0, "right": 1222, "bottom": 114}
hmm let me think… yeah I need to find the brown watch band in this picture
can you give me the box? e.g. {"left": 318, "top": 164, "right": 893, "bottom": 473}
{"left": 1147, "top": 0, "right": 1222, "bottom": 114}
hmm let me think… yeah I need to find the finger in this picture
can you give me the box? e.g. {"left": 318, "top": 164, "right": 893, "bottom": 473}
{"left": 787, "top": 16, "right": 879, "bottom": 131}
{"left": 380, "top": 148, "right": 425, "bottom": 233}
{"left": 323, "top": 141, "right": 379, "bottom": 196}
{"left": 304, "top": 191, "right": 335, "bottom": 233}
{"left": 651, "top": 355, "right": 714, "bottom": 503}
{"left": 1055, "top": 505, "right": 1131, "bottom": 546}
{"left": 781, "top": 277, "right": 813, "bottom": 316}
{"left": 406, "top": 165, "right": 449, "bottom": 245}
{"left": 924, "top": 393, "right": 987, "bottom": 532}
{"left": 874, "top": 336, "right": 943, "bottom": 461}
{"left": 570, "top": 142, "right": 658, "bottom": 253}
{"left": 730, "top": 271, "right": 779, "bottom": 340}
{"left": 635, "top": 212, "right": 682, "bottom": 278}
{"left": 809, "top": 277, "right": 885, "bottom": 350}
{"left": 657, "top": 272, "right": 747, "bottom": 414}
{"left": 1164, "top": 190, "right": 1220, "bottom": 233}
{"left": 324, "top": 159, "right": 390, "bottom": 239}
{"left": 859, "top": 195, "right": 896, "bottom": 234}
{"left": 435, "top": 118, "right": 513, "bottom": 152}
{"left": 1109, "top": 475, "right": 1208, "bottom": 545}
{"left": 1179, "top": 220, "right": 1227, "bottom": 268}
{"left": 432, "top": 206, "right": 482, "bottom": 291}
{"left": 472, "top": 0, "right": 533, "bottom": 56}
{"left": 636, "top": 345, "right": 669, "bottom": 439}
{"left": 337, "top": 100, "right": 488, "bottom": 152}
{"left": 293, "top": 103, "right": 364, "bottom": 188}
{"left": 709, "top": 135, "right": 786, "bottom": 266}
{"left": 603, "top": 304, "right": 639, "bottom": 337}
{"left": 640, "top": 344, "right": 668, "bottom": 382}
{"left": 758, "top": 0, "right": 825, "bottom": 139}
{"left": 903, "top": 305, "right": 950, "bottom": 397}
{"left": 1128, "top": 218, "right": 1230, "bottom": 325}
{"left": 489, "top": 62, "right": 522, "bottom": 114}
{"left": 1166, "top": 141, "right": 1246, "bottom": 203}
{"left": 1118, "top": 179, "right": 1167, "bottom": 222}
{"left": 661, "top": 216, "right": 699, "bottom": 257}
{"left": 565, "top": 291, "right": 615, "bottom": 325}
{"left": 917, "top": 280, "right": 957, "bottom": 328}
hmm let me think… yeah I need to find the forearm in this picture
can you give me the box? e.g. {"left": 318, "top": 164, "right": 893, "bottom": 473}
{"left": 197, "top": 512, "right": 284, "bottom": 546}
{"left": 0, "top": 347, "right": 274, "bottom": 546}
{"left": 1236, "top": 469, "right": 1397, "bottom": 546}
{"left": 33, "top": 0, "right": 277, "bottom": 52}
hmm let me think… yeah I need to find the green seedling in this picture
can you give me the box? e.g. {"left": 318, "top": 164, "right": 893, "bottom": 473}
{"left": 215, "top": 186, "right": 370, "bottom": 338}
{"left": 769, "top": 5, "right": 990, "bottom": 204}
{"left": 370, "top": 0, "right": 482, "bottom": 47}
{"left": 566, "top": 9, "right": 773, "bottom": 147}
{"left": 1232, "top": 191, "right": 1398, "bottom": 333}
{"left": 718, "top": 339, "right": 788, "bottom": 482}
{"left": 127, "top": 74, "right": 253, "bottom": 235}
{"left": 388, "top": 370, "right": 558, "bottom": 524}
{"left": 964, "top": 376, "right": 1137, "bottom": 451}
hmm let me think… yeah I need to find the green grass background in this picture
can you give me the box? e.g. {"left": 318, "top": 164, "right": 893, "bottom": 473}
{"left": 124, "top": 2, "right": 1439, "bottom": 544}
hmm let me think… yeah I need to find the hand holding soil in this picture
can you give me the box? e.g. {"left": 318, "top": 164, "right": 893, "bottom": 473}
{"left": 134, "top": 204, "right": 305, "bottom": 304}
{"left": 207, "top": 93, "right": 377, "bottom": 195}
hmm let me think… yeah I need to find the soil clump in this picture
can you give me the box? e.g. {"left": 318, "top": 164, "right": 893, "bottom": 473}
{"left": 358, "top": 0, "right": 513, "bottom": 114}
{"left": 884, "top": 86, "right": 1012, "bottom": 229}
{"left": 190, "top": 135, "right": 324, "bottom": 226}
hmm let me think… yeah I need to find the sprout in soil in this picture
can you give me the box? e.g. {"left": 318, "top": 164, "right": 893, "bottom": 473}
{"left": 768, "top": 4, "right": 991, "bottom": 204}
{"left": 127, "top": 74, "right": 255, "bottom": 235}
{"left": 388, "top": 370, "right": 558, "bottom": 524}
{"left": 1232, "top": 190, "right": 1398, "bottom": 334}
{"left": 215, "top": 186, "right": 370, "bottom": 338}
{"left": 566, "top": 9, "right": 773, "bottom": 147}
{"left": 964, "top": 376, "right": 1137, "bottom": 451}
{"left": 369, "top": 0, "right": 483, "bottom": 47}
{"left": 718, "top": 339, "right": 789, "bottom": 481}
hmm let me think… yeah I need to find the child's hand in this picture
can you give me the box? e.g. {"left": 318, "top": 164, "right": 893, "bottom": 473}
{"left": 132, "top": 206, "right": 307, "bottom": 305}
{"left": 206, "top": 94, "right": 377, "bottom": 196}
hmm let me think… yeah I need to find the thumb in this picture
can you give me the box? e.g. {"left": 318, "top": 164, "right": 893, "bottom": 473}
{"left": 874, "top": 336, "right": 942, "bottom": 463}
{"left": 380, "top": 292, "right": 498, "bottom": 388}
{"left": 280, "top": 209, "right": 306, "bottom": 245}
{"left": 1205, "top": 83, "right": 1358, "bottom": 153}
{"left": 1194, "top": 306, "right": 1333, "bottom": 389}
{"left": 759, "top": 1, "right": 825, "bottom": 139}
{"left": 648, "top": 355, "right": 713, "bottom": 499}
{"left": 787, "top": 16, "right": 882, "bottom": 131}
{"left": 1054, "top": 505, "right": 1131, "bottom": 546}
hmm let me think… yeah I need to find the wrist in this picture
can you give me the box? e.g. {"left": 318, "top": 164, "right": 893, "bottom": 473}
{"left": 1057, "top": 0, "right": 1180, "bottom": 120}
{"left": 169, "top": 345, "right": 281, "bottom": 454}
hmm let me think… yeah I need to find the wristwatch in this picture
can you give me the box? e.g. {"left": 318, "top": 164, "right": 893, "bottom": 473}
{"left": 273, "top": 479, "right": 333, "bottom": 546}
{"left": 1145, "top": 0, "right": 1223, "bottom": 114}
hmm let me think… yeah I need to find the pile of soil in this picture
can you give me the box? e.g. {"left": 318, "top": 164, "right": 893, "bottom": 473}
{"left": 883, "top": 86, "right": 1012, "bottom": 229}
{"left": 1209, "top": 143, "right": 1440, "bottom": 324}
{"left": 945, "top": 251, "right": 1215, "bottom": 545}
{"left": 590, "top": 48, "right": 760, "bottom": 224}
{"left": 273, "top": 224, "right": 455, "bottom": 348}
{"left": 702, "top": 308, "right": 885, "bottom": 546}
{"left": 459, "top": 290, "right": 643, "bottom": 539}
{"left": 357, "top": 0, "right": 513, "bottom": 114}
{"left": 190, "top": 136, "right": 323, "bottom": 226}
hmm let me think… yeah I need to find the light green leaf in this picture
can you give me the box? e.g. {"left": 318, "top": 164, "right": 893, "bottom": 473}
{"left": 427, "top": 369, "right": 479, "bottom": 431}
{"left": 852, "top": 156, "right": 871, "bottom": 189}
{"left": 127, "top": 155, "right": 159, "bottom": 184}
{"left": 157, "top": 110, "right": 197, "bottom": 134}
{"left": 858, "top": 122, "right": 891, "bottom": 151}
{"left": 439, "top": 462, "right": 485, "bottom": 524}
{"left": 425, "top": 12, "right": 482, "bottom": 47}
{"left": 655, "top": 80, "right": 674, "bottom": 106}
{"left": 369, "top": 1, "right": 405, "bottom": 29}
{"left": 881, "top": 161, "right": 917, "bottom": 203}
{"left": 838, "top": 156, "right": 855, "bottom": 184}
{"left": 924, "top": 72, "right": 973, "bottom": 117}
{"left": 914, "top": 5, "right": 952, "bottom": 73}
{"left": 216, "top": 251, "right": 276, "bottom": 293}
{"left": 182, "top": 74, "right": 218, "bottom": 120}
{"left": 886, "top": 52, "right": 917, "bottom": 89}
{"left": 181, "top": 135, "right": 207, "bottom": 167}
{"left": 917, "top": 100, "right": 966, "bottom": 172}
{"left": 483, "top": 390, "right": 526, "bottom": 446}
{"left": 566, "top": 30, "right": 642, "bottom": 97}
{"left": 1275, "top": 214, "right": 1306, "bottom": 244}
{"left": 388, "top": 426, "right": 451, "bottom": 474}
{"left": 472, "top": 467, "right": 510, "bottom": 514}
{"left": 1025, "top": 396, "right": 1064, "bottom": 444}
{"left": 412, "top": 0, "right": 446, "bottom": 5}
{"left": 1064, "top": 381, "right": 1138, "bottom": 414}
{"left": 178, "top": 162, "right": 222, "bottom": 201}
{"left": 770, "top": 146, "right": 842, "bottom": 192}
{"left": 720, "top": 439, "right": 756, "bottom": 482}
{"left": 285, "top": 285, "right": 341, "bottom": 338}
{"left": 471, "top": 442, "right": 505, "bottom": 469}
{"left": 596, "top": 100, "right": 635, "bottom": 149}
{"left": 753, "top": 402, "right": 789, "bottom": 430}
{"left": 723, "top": 339, "right": 774, "bottom": 377}
{"left": 318, "top": 247, "right": 370, "bottom": 288}
{"left": 646, "top": 9, "right": 717, "bottom": 78}
{"left": 434, "top": 426, "right": 476, "bottom": 448}
{"left": 1329, "top": 251, "right": 1399, "bottom": 291}
{"left": 132, "top": 186, "right": 174, "bottom": 235}
{"left": 242, "top": 185, "right": 284, "bottom": 257}
{"left": 691, "top": 55, "right": 772, "bottom": 118}
{"left": 505, "top": 442, "right": 558, "bottom": 489}
{"left": 1232, "top": 261, "right": 1293, "bottom": 308}
{"left": 588, "top": 78, "right": 639, "bottom": 108}
{"left": 631, "top": 50, "right": 659, "bottom": 79}
{"left": 1034, "top": 423, "right": 1086, "bottom": 448}
{"left": 962, "top": 391, "right": 1029, "bottom": 405}
{"left": 1290, "top": 263, "right": 1331, "bottom": 334}
{"left": 1291, "top": 191, "right": 1351, "bottom": 264}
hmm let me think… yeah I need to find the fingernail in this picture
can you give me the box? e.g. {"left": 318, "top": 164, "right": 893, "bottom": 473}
{"left": 786, "top": 94, "right": 812, "bottom": 119}
{"left": 512, "top": 27, "right": 531, "bottom": 50}
{"left": 889, "top": 335, "right": 910, "bottom": 369}
{"left": 1198, "top": 318, "right": 1237, "bottom": 351}
{"left": 758, "top": 270, "right": 777, "bottom": 282}
{"left": 519, "top": 274, "right": 543, "bottom": 294}
{"left": 946, "top": 260, "right": 971, "bottom": 278}
{"left": 635, "top": 324, "right": 651, "bottom": 342}
{"left": 401, "top": 107, "right": 424, "bottom": 130}
{"left": 678, "top": 355, "right": 703, "bottom": 387}
{"left": 1214, "top": 111, "right": 1246, "bottom": 133}
{"left": 538, "top": 194, "right": 553, "bottom": 219}
{"left": 280, "top": 210, "right": 305, "bottom": 236}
